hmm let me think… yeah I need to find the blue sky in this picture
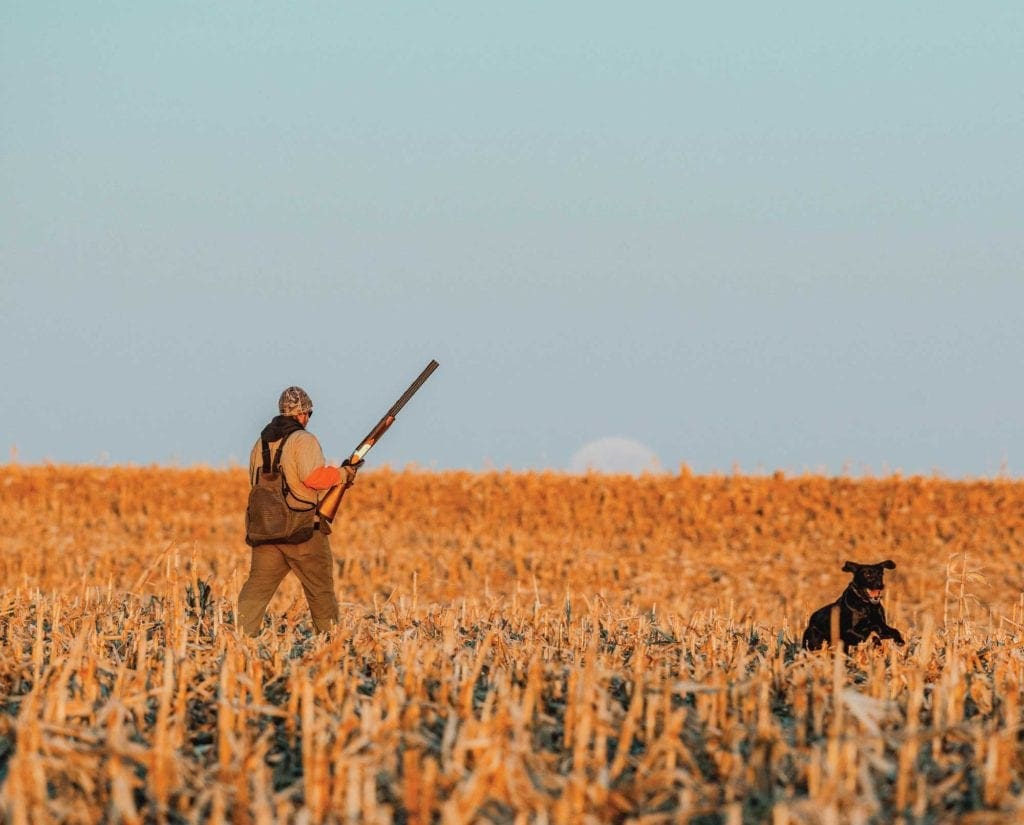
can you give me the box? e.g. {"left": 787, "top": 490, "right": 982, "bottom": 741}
{"left": 2, "top": 4, "right": 1022, "bottom": 475}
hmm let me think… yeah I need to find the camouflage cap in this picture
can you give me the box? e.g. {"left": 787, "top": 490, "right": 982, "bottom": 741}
{"left": 278, "top": 386, "right": 313, "bottom": 416}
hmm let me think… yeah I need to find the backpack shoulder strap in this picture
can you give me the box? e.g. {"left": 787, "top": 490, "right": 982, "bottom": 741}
{"left": 260, "top": 430, "right": 296, "bottom": 474}
{"left": 271, "top": 430, "right": 298, "bottom": 473}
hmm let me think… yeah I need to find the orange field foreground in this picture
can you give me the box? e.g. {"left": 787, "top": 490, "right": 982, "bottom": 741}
{"left": 1, "top": 465, "right": 1023, "bottom": 823}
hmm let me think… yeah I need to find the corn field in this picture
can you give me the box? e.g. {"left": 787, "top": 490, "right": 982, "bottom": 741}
{"left": 1, "top": 465, "right": 1023, "bottom": 823}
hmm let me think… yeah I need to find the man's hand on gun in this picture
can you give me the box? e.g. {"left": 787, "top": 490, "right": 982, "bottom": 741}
{"left": 340, "top": 458, "right": 365, "bottom": 486}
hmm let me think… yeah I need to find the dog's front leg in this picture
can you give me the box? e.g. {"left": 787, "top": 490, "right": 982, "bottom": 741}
{"left": 875, "top": 605, "right": 905, "bottom": 645}
{"left": 880, "top": 624, "right": 905, "bottom": 645}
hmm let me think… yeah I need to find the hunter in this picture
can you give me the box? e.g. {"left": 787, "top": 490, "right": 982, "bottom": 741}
{"left": 237, "top": 386, "right": 358, "bottom": 636}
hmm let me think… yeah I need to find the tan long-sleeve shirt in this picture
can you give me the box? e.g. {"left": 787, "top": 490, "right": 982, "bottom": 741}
{"left": 249, "top": 430, "right": 327, "bottom": 510}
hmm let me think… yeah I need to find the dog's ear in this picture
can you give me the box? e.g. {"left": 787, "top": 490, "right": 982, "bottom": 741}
{"left": 880, "top": 559, "right": 896, "bottom": 570}
{"left": 842, "top": 561, "right": 859, "bottom": 573}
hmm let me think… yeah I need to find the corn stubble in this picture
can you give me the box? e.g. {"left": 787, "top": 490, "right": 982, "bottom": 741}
{"left": 1, "top": 466, "right": 1023, "bottom": 823}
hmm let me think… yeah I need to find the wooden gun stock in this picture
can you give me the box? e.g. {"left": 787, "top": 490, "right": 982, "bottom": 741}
{"left": 317, "top": 359, "right": 439, "bottom": 524}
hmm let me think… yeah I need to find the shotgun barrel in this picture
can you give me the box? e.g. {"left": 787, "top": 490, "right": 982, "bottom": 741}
{"left": 317, "top": 359, "right": 439, "bottom": 523}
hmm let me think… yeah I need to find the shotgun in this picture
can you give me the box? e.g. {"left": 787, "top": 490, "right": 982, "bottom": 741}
{"left": 317, "top": 359, "right": 439, "bottom": 524}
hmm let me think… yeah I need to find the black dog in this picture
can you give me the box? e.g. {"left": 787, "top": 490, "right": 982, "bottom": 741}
{"left": 802, "top": 560, "right": 905, "bottom": 651}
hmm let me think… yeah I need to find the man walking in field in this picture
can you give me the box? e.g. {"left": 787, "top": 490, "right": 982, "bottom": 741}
{"left": 237, "top": 386, "right": 358, "bottom": 636}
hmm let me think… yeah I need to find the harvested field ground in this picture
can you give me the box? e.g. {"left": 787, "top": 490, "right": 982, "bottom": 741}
{"left": 1, "top": 465, "right": 1023, "bottom": 823}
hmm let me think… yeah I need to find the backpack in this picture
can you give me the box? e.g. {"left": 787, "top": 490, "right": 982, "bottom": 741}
{"left": 244, "top": 433, "right": 317, "bottom": 546}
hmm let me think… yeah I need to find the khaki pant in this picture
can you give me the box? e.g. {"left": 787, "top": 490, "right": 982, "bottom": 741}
{"left": 237, "top": 531, "right": 339, "bottom": 636}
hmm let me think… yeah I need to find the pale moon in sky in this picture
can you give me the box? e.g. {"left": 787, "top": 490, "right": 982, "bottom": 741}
{"left": 568, "top": 437, "right": 663, "bottom": 475}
